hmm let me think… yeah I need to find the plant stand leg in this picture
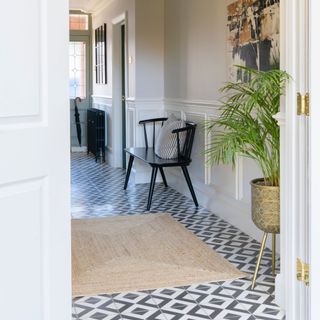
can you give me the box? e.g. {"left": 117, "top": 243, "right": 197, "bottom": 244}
{"left": 272, "top": 233, "right": 276, "bottom": 276}
{"left": 251, "top": 232, "right": 268, "bottom": 290}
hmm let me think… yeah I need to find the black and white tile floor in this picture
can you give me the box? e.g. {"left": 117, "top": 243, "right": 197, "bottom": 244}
{"left": 71, "top": 153, "right": 285, "bottom": 320}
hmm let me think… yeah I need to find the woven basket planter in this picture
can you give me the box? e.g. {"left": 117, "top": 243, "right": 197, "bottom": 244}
{"left": 251, "top": 178, "right": 280, "bottom": 234}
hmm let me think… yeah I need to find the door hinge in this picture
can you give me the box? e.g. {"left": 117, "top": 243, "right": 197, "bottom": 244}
{"left": 297, "top": 258, "right": 309, "bottom": 286}
{"left": 297, "top": 92, "right": 310, "bottom": 116}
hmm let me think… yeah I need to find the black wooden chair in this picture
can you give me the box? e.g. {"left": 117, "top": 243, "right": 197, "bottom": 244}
{"left": 124, "top": 117, "right": 199, "bottom": 210}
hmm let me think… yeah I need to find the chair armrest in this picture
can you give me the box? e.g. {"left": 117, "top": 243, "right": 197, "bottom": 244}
{"left": 139, "top": 117, "right": 168, "bottom": 125}
{"left": 171, "top": 123, "right": 197, "bottom": 134}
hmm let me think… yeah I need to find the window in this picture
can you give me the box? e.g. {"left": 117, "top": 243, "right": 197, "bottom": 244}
{"left": 69, "top": 41, "right": 86, "bottom": 99}
{"left": 95, "top": 24, "right": 107, "bottom": 84}
{"left": 69, "top": 14, "right": 89, "bottom": 30}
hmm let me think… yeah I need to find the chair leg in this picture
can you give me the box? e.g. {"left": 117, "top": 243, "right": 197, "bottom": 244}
{"left": 124, "top": 155, "right": 134, "bottom": 190}
{"left": 159, "top": 167, "right": 168, "bottom": 187}
{"left": 147, "top": 167, "right": 158, "bottom": 210}
{"left": 181, "top": 166, "right": 198, "bottom": 207}
{"left": 251, "top": 232, "right": 268, "bottom": 290}
{"left": 272, "top": 233, "right": 276, "bottom": 276}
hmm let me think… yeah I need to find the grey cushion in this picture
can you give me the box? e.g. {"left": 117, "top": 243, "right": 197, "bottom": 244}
{"left": 154, "top": 114, "right": 186, "bottom": 159}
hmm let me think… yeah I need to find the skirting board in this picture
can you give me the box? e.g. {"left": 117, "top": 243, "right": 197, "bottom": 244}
{"left": 130, "top": 161, "right": 163, "bottom": 184}
{"left": 71, "top": 146, "right": 87, "bottom": 153}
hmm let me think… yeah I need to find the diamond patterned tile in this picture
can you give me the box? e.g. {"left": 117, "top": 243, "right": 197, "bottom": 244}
{"left": 149, "top": 286, "right": 213, "bottom": 319}
{"left": 71, "top": 153, "right": 285, "bottom": 320}
{"left": 112, "top": 291, "right": 167, "bottom": 320}
{"left": 73, "top": 295, "right": 120, "bottom": 320}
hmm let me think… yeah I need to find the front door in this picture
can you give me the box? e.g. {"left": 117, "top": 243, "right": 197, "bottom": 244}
{"left": 69, "top": 35, "right": 91, "bottom": 149}
{"left": 0, "top": 0, "right": 71, "bottom": 319}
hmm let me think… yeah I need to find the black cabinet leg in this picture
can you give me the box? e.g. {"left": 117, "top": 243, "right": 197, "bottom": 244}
{"left": 147, "top": 167, "right": 158, "bottom": 210}
{"left": 159, "top": 167, "right": 168, "bottom": 187}
{"left": 181, "top": 166, "right": 198, "bottom": 207}
{"left": 124, "top": 155, "right": 134, "bottom": 190}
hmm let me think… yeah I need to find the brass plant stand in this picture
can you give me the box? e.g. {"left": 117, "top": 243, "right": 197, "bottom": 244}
{"left": 251, "top": 232, "right": 277, "bottom": 289}
{"left": 250, "top": 179, "right": 280, "bottom": 290}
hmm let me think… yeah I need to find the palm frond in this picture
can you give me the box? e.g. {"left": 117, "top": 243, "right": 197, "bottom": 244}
{"left": 205, "top": 67, "right": 290, "bottom": 186}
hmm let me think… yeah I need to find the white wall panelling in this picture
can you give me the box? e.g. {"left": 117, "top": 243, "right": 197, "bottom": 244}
{"left": 92, "top": 95, "right": 164, "bottom": 175}
{"left": 164, "top": 99, "right": 275, "bottom": 248}
{"left": 126, "top": 98, "right": 164, "bottom": 184}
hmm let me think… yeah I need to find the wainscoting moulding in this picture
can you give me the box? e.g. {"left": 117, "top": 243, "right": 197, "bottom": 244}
{"left": 164, "top": 98, "right": 221, "bottom": 113}
{"left": 126, "top": 97, "right": 165, "bottom": 109}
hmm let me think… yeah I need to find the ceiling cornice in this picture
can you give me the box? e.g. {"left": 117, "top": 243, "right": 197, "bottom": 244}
{"left": 69, "top": 0, "right": 114, "bottom": 14}
{"left": 91, "top": 0, "right": 114, "bottom": 15}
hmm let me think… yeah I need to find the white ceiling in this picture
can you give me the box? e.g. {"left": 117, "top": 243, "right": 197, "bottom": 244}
{"left": 69, "top": 0, "right": 112, "bottom": 13}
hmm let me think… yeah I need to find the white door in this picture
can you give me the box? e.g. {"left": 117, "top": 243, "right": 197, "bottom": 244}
{"left": 0, "top": 1, "right": 71, "bottom": 319}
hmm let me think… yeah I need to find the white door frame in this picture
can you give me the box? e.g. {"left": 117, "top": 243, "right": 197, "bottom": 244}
{"left": 309, "top": 0, "right": 320, "bottom": 318}
{"left": 112, "top": 12, "right": 128, "bottom": 168}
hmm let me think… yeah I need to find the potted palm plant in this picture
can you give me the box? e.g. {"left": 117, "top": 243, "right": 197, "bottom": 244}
{"left": 205, "top": 66, "right": 290, "bottom": 289}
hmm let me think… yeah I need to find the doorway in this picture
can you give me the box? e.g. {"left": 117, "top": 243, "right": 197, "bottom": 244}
{"left": 111, "top": 13, "right": 128, "bottom": 169}
{"left": 121, "top": 24, "right": 127, "bottom": 169}
{"left": 69, "top": 12, "right": 92, "bottom": 152}
{"left": 69, "top": 35, "right": 91, "bottom": 150}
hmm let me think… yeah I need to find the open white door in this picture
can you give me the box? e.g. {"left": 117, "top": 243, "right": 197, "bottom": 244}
{"left": 278, "top": 0, "right": 320, "bottom": 319}
{"left": 0, "top": 1, "right": 71, "bottom": 319}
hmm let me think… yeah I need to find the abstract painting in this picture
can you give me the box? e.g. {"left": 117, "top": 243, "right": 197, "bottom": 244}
{"left": 227, "top": 0, "right": 280, "bottom": 81}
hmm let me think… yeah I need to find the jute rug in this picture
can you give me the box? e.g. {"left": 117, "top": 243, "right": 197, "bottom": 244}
{"left": 72, "top": 213, "right": 246, "bottom": 296}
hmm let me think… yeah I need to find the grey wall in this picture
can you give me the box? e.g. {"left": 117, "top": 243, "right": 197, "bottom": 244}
{"left": 164, "top": 0, "right": 228, "bottom": 100}
{"left": 163, "top": 0, "right": 267, "bottom": 246}
{"left": 90, "top": 0, "right": 268, "bottom": 245}
{"left": 135, "top": 0, "right": 164, "bottom": 99}
{"left": 92, "top": 0, "right": 136, "bottom": 99}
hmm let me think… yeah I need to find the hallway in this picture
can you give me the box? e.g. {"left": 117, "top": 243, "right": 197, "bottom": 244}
{"left": 71, "top": 153, "right": 284, "bottom": 320}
